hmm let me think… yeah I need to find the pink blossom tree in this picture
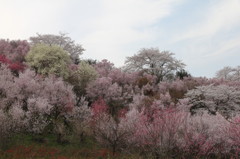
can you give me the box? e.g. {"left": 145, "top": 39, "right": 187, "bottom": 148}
{"left": 0, "top": 39, "right": 29, "bottom": 75}
{"left": 94, "top": 59, "right": 114, "bottom": 77}
{"left": 180, "top": 112, "right": 229, "bottom": 158}
{"left": 130, "top": 108, "right": 187, "bottom": 159}
{"left": 0, "top": 39, "right": 30, "bottom": 63}
{"left": 0, "top": 54, "right": 26, "bottom": 74}
{"left": 86, "top": 77, "right": 125, "bottom": 116}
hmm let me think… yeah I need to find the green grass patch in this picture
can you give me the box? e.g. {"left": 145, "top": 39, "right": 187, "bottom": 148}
{"left": 0, "top": 134, "right": 141, "bottom": 159}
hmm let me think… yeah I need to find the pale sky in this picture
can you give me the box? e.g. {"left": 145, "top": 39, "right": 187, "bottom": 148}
{"left": 1, "top": 0, "right": 240, "bottom": 77}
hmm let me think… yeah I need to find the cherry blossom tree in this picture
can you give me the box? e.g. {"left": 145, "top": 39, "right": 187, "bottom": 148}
{"left": 0, "top": 65, "right": 15, "bottom": 109}
{"left": 0, "top": 39, "right": 30, "bottom": 63}
{"left": 25, "top": 97, "right": 52, "bottom": 143}
{"left": 130, "top": 108, "right": 187, "bottom": 159}
{"left": 224, "top": 115, "right": 240, "bottom": 156}
{"left": 186, "top": 84, "right": 240, "bottom": 119}
{"left": 0, "top": 66, "right": 27, "bottom": 148}
{"left": 216, "top": 66, "right": 240, "bottom": 81}
{"left": 216, "top": 66, "right": 235, "bottom": 80}
{"left": 108, "top": 68, "right": 138, "bottom": 86}
{"left": 86, "top": 77, "right": 125, "bottom": 116}
{"left": 94, "top": 59, "right": 114, "bottom": 77}
{"left": 124, "top": 48, "right": 185, "bottom": 82}
{"left": 86, "top": 77, "right": 121, "bottom": 102}
{"left": 39, "top": 75, "right": 76, "bottom": 143}
{"left": 180, "top": 112, "right": 229, "bottom": 158}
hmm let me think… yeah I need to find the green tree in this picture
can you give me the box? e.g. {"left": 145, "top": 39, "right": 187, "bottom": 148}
{"left": 30, "top": 33, "right": 84, "bottom": 64}
{"left": 67, "top": 61, "right": 98, "bottom": 105}
{"left": 176, "top": 69, "right": 191, "bottom": 80}
{"left": 26, "top": 44, "right": 71, "bottom": 79}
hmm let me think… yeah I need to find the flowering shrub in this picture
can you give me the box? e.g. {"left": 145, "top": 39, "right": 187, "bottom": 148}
{"left": 180, "top": 113, "right": 229, "bottom": 158}
{"left": 130, "top": 108, "right": 187, "bottom": 158}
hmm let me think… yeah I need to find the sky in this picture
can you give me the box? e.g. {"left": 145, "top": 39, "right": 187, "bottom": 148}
{"left": 1, "top": 0, "right": 240, "bottom": 77}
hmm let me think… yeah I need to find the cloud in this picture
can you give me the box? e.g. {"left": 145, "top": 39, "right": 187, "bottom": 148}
{"left": 174, "top": 0, "right": 240, "bottom": 41}
{"left": 97, "top": 0, "right": 173, "bottom": 29}
{"left": 80, "top": 0, "right": 184, "bottom": 66}
{"left": 0, "top": 0, "right": 69, "bottom": 39}
{"left": 204, "top": 37, "right": 240, "bottom": 58}
{"left": 164, "top": 0, "right": 240, "bottom": 77}
{"left": 0, "top": 0, "right": 183, "bottom": 67}
{"left": 3, "top": 0, "right": 237, "bottom": 78}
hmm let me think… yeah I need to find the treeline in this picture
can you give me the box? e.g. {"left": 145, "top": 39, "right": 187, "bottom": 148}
{"left": 1, "top": 33, "right": 240, "bottom": 158}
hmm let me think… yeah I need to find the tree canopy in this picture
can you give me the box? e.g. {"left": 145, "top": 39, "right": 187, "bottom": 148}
{"left": 30, "top": 33, "right": 84, "bottom": 64}
{"left": 26, "top": 44, "right": 71, "bottom": 79}
{"left": 216, "top": 66, "right": 240, "bottom": 81}
{"left": 124, "top": 48, "right": 185, "bottom": 82}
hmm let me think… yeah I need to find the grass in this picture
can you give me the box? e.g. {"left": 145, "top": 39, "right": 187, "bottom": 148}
{"left": 0, "top": 134, "right": 141, "bottom": 159}
{"left": 1, "top": 134, "right": 229, "bottom": 159}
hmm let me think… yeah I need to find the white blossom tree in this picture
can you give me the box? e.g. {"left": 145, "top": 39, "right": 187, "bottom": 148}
{"left": 124, "top": 48, "right": 185, "bottom": 82}
{"left": 186, "top": 85, "right": 240, "bottom": 119}
{"left": 215, "top": 66, "right": 235, "bottom": 80}
{"left": 216, "top": 66, "right": 240, "bottom": 81}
